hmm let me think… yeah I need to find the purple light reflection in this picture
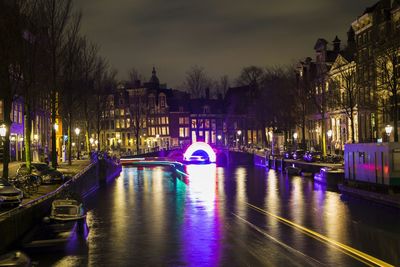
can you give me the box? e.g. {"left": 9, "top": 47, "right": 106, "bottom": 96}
{"left": 181, "top": 164, "right": 222, "bottom": 266}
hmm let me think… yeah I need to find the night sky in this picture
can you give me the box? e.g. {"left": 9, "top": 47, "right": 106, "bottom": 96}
{"left": 76, "top": 0, "right": 377, "bottom": 87}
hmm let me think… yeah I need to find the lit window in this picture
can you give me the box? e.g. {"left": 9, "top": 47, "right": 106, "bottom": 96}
{"left": 179, "top": 127, "right": 185, "bottom": 137}
{"left": 116, "top": 119, "right": 120, "bottom": 129}
{"left": 205, "top": 119, "right": 210, "bottom": 129}
{"left": 192, "top": 119, "right": 196, "bottom": 128}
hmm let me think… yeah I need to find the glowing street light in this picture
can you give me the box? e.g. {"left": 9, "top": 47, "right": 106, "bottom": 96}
{"left": 0, "top": 124, "right": 6, "bottom": 137}
{"left": 327, "top": 130, "right": 333, "bottom": 155}
{"left": 33, "top": 134, "right": 39, "bottom": 141}
{"left": 327, "top": 129, "right": 333, "bottom": 138}
{"left": 217, "top": 134, "right": 222, "bottom": 140}
{"left": 293, "top": 132, "right": 298, "bottom": 140}
{"left": 89, "top": 137, "right": 94, "bottom": 144}
{"left": 237, "top": 130, "right": 242, "bottom": 135}
{"left": 385, "top": 125, "right": 393, "bottom": 141}
{"left": 53, "top": 123, "right": 59, "bottom": 132}
{"left": 75, "top": 128, "right": 81, "bottom": 159}
{"left": 155, "top": 134, "right": 160, "bottom": 138}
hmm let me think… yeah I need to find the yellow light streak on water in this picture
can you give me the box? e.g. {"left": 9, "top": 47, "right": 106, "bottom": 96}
{"left": 246, "top": 202, "right": 394, "bottom": 267}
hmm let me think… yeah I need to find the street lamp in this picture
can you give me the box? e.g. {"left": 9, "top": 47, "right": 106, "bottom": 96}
{"left": 75, "top": 128, "right": 80, "bottom": 160}
{"left": 237, "top": 130, "right": 242, "bottom": 148}
{"left": 385, "top": 125, "right": 393, "bottom": 142}
{"left": 293, "top": 132, "right": 298, "bottom": 150}
{"left": 53, "top": 123, "right": 59, "bottom": 132}
{"left": 0, "top": 124, "right": 6, "bottom": 137}
{"left": 327, "top": 130, "right": 333, "bottom": 155}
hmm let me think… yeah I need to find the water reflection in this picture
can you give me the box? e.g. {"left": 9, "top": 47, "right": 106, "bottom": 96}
{"left": 28, "top": 165, "right": 400, "bottom": 266}
{"left": 182, "top": 164, "right": 222, "bottom": 266}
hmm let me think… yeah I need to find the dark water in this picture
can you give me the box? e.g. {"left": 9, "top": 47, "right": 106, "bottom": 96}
{"left": 29, "top": 165, "right": 400, "bottom": 266}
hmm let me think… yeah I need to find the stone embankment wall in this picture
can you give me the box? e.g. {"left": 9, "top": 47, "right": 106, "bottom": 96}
{"left": 0, "top": 159, "right": 121, "bottom": 253}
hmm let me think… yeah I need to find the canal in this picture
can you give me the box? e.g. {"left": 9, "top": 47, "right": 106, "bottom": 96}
{"left": 29, "top": 164, "right": 400, "bottom": 266}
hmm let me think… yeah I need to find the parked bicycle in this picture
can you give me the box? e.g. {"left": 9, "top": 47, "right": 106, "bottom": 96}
{"left": 9, "top": 175, "right": 41, "bottom": 197}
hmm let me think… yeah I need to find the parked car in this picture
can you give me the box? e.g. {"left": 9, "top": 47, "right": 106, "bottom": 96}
{"left": 304, "top": 151, "right": 322, "bottom": 162}
{"left": 292, "top": 150, "right": 305, "bottom": 160}
{"left": 17, "top": 163, "right": 64, "bottom": 184}
{"left": 0, "top": 178, "right": 23, "bottom": 207}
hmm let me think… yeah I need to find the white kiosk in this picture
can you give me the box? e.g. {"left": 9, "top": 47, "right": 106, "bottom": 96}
{"left": 344, "top": 143, "right": 400, "bottom": 186}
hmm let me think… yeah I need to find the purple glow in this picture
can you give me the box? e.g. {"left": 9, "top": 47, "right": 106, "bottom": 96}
{"left": 183, "top": 142, "right": 216, "bottom": 162}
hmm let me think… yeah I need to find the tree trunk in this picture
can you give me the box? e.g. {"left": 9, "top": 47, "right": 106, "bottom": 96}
{"left": 301, "top": 108, "right": 306, "bottom": 150}
{"left": 350, "top": 111, "right": 355, "bottom": 144}
{"left": 85, "top": 125, "right": 92, "bottom": 153}
{"left": 67, "top": 114, "right": 72, "bottom": 165}
{"left": 136, "top": 129, "right": 140, "bottom": 154}
{"left": 321, "top": 116, "right": 327, "bottom": 157}
{"left": 2, "top": 98, "right": 11, "bottom": 180}
{"left": 393, "top": 82, "right": 398, "bottom": 142}
{"left": 24, "top": 103, "right": 32, "bottom": 173}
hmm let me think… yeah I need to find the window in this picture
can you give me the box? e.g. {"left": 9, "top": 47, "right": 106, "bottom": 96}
{"left": 161, "top": 117, "right": 165, "bottom": 124}
{"left": 179, "top": 127, "right": 185, "bottom": 137}
{"left": 185, "top": 117, "right": 189, "bottom": 124}
{"left": 192, "top": 119, "right": 197, "bottom": 128}
{"left": 185, "top": 127, "right": 189, "bottom": 137}
{"left": 179, "top": 117, "right": 184, "bottom": 124}
{"left": 165, "top": 117, "right": 169, "bottom": 124}
{"left": 162, "top": 127, "right": 166, "bottom": 135}
{"left": 120, "top": 109, "right": 124, "bottom": 116}
{"left": 205, "top": 119, "right": 210, "bottom": 129}
{"left": 121, "top": 119, "right": 125, "bottom": 129}
{"left": 126, "top": 118, "right": 130, "bottom": 128}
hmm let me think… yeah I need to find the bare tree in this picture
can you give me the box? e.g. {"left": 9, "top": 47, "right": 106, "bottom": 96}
{"left": 236, "top": 66, "right": 265, "bottom": 88}
{"left": 375, "top": 37, "right": 400, "bottom": 142}
{"left": 216, "top": 75, "right": 229, "bottom": 97}
{"left": 0, "top": 0, "right": 23, "bottom": 179}
{"left": 79, "top": 39, "right": 98, "bottom": 153}
{"left": 60, "top": 12, "right": 82, "bottom": 165}
{"left": 38, "top": 0, "right": 73, "bottom": 168}
{"left": 128, "top": 67, "right": 144, "bottom": 85}
{"left": 91, "top": 58, "right": 116, "bottom": 151}
{"left": 128, "top": 91, "right": 148, "bottom": 154}
{"left": 330, "top": 58, "right": 359, "bottom": 143}
{"left": 183, "top": 65, "right": 212, "bottom": 98}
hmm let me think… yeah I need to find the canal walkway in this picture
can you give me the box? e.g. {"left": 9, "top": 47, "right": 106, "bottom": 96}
{"left": 0, "top": 160, "right": 90, "bottom": 213}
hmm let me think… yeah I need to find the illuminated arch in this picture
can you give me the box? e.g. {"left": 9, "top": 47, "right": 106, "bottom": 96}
{"left": 183, "top": 142, "right": 216, "bottom": 163}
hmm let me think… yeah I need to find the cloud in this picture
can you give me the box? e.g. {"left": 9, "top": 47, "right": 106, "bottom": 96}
{"left": 75, "top": 0, "right": 377, "bottom": 87}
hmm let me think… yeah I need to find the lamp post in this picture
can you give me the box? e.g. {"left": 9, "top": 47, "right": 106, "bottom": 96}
{"left": 237, "top": 130, "right": 242, "bottom": 149}
{"left": 217, "top": 134, "right": 222, "bottom": 147}
{"left": 327, "top": 130, "right": 333, "bottom": 155}
{"left": 75, "top": 128, "right": 80, "bottom": 160}
{"left": 385, "top": 125, "right": 393, "bottom": 142}
{"left": 293, "top": 132, "right": 298, "bottom": 150}
{"left": 0, "top": 125, "right": 6, "bottom": 163}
